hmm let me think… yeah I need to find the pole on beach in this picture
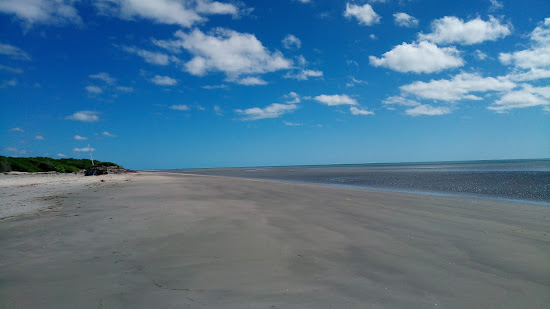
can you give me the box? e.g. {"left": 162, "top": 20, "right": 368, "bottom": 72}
{"left": 88, "top": 143, "right": 94, "bottom": 166}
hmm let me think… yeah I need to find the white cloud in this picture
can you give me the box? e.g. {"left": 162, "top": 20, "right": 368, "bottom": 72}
{"left": 282, "top": 34, "right": 301, "bottom": 49}
{"left": 74, "top": 135, "right": 88, "bottom": 140}
{"left": 346, "top": 77, "right": 368, "bottom": 88}
{"left": 369, "top": 34, "right": 377, "bottom": 40}
{"left": 394, "top": 12, "right": 418, "bottom": 28}
{"left": 350, "top": 106, "right": 374, "bottom": 115}
{"left": 74, "top": 147, "right": 95, "bottom": 152}
{"left": 405, "top": 105, "right": 452, "bottom": 116}
{"left": 202, "top": 84, "right": 228, "bottom": 90}
{"left": 0, "top": 43, "right": 31, "bottom": 60}
{"left": 0, "top": 79, "right": 17, "bottom": 88}
{"left": 156, "top": 28, "right": 292, "bottom": 80}
{"left": 283, "top": 121, "right": 302, "bottom": 126}
{"left": 57, "top": 153, "right": 67, "bottom": 157}
{"left": 195, "top": 0, "right": 238, "bottom": 16}
{"left": 121, "top": 46, "right": 178, "bottom": 65}
{"left": 285, "top": 69, "right": 323, "bottom": 80}
{"left": 383, "top": 96, "right": 420, "bottom": 107}
{"left": 0, "top": 0, "right": 81, "bottom": 25}
{"left": 474, "top": 49, "right": 488, "bottom": 60}
{"left": 89, "top": 72, "right": 116, "bottom": 84}
{"left": 237, "top": 76, "right": 268, "bottom": 85}
{"left": 488, "top": 85, "right": 550, "bottom": 112}
{"left": 9, "top": 127, "right": 24, "bottom": 132}
{"left": 314, "top": 94, "right": 357, "bottom": 106}
{"left": 4, "top": 146, "right": 26, "bottom": 154}
{"left": 214, "top": 105, "right": 223, "bottom": 115}
{"left": 102, "top": 131, "right": 117, "bottom": 137}
{"left": 95, "top": 0, "right": 240, "bottom": 28}
{"left": 150, "top": 75, "right": 177, "bottom": 86}
{"left": 344, "top": 3, "right": 380, "bottom": 26}
{"left": 35, "top": 135, "right": 45, "bottom": 140}
{"left": 85, "top": 85, "right": 103, "bottom": 94}
{"left": 284, "top": 92, "right": 301, "bottom": 104}
{"left": 499, "top": 18, "right": 550, "bottom": 70}
{"left": 66, "top": 111, "right": 100, "bottom": 122}
{"left": 294, "top": 0, "right": 311, "bottom": 3}
{"left": 506, "top": 68, "right": 550, "bottom": 82}
{"left": 369, "top": 41, "right": 463, "bottom": 73}
{"left": 400, "top": 72, "right": 516, "bottom": 101}
{"left": 169, "top": 104, "right": 190, "bottom": 111}
{"left": 0, "top": 64, "right": 23, "bottom": 73}
{"left": 489, "top": 0, "right": 503, "bottom": 11}
{"left": 236, "top": 103, "right": 298, "bottom": 120}
{"left": 419, "top": 16, "right": 511, "bottom": 45}
{"left": 116, "top": 86, "right": 134, "bottom": 92}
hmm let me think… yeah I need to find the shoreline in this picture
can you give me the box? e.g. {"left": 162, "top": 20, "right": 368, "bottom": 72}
{"left": 156, "top": 171, "right": 550, "bottom": 207}
{"left": 1, "top": 172, "right": 549, "bottom": 308}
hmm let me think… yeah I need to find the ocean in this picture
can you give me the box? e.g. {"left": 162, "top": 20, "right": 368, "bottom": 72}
{"left": 173, "top": 159, "right": 550, "bottom": 204}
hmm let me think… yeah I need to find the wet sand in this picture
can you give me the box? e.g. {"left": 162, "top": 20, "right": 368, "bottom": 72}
{"left": 1, "top": 172, "right": 549, "bottom": 308}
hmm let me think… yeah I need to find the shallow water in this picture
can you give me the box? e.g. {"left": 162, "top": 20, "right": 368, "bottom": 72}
{"left": 173, "top": 159, "right": 550, "bottom": 203}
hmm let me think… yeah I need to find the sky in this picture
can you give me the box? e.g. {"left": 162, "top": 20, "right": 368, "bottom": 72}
{"left": 0, "top": 0, "right": 549, "bottom": 169}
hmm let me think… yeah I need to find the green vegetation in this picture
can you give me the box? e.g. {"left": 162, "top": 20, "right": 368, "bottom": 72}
{"left": 0, "top": 156, "right": 122, "bottom": 173}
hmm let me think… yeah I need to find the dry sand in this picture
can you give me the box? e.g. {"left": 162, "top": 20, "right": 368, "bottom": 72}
{"left": 1, "top": 172, "right": 549, "bottom": 308}
{"left": 0, "top": 172, "right": 133, "bottom": 219}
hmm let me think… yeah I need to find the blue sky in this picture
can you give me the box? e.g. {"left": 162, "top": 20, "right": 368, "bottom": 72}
{"left": 1, "top": 0, "right": 549, "bottom": 169}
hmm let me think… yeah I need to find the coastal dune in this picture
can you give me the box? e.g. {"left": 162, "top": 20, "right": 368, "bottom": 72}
{"left": 1, "top": 172, "right": 549, "bottom": 308}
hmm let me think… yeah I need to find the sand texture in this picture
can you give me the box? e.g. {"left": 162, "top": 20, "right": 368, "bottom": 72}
{"left": 0, "top": 173, "right": 133, "bottom": 219}
{"left": 1, "top": 172, "right": 549, "bottom": 308}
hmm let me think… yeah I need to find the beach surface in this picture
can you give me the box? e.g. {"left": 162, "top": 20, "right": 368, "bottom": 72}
{"left": 1, "top": 172, "right": 549, "bottom": 308}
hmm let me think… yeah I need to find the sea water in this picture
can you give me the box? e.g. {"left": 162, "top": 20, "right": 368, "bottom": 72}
{"left": 174, "top": 159, "right": 550, "bottom": 204}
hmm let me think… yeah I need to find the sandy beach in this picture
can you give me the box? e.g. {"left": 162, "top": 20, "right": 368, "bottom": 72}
{"left": 1, "top": 172, "right": 549, "bottom": 308}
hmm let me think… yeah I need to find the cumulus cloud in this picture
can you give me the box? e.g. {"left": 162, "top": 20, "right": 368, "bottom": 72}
{"left": 95, "top": 0, "right": 239, "bottom": 28}
{"left": 236, "top": 103, "right": 298, "bottom": 120}
{"left": 214, "top": 105, "right": 223, "bottom": 115}
{"left": 394, "top": 12, "right": 418, "bottom": 28}
{"left": 419, "top": 16, "right": 511, "bottom": 45}
{"left": 150, "top": 75, "right": 177, "bottom": 86}
{"left": 285, "top": 69, "right": 323, "bottom": 80}
{"left": 0, "top": 0, "right": 81, "bottom": 26}
{"left": 57, "top": 153, "right": 67, "bottom": 157}
{"left": 74, "top": 147, "right": 95, "bottom": 152}
{"left": 74, "top": 135, "right": 87, "bottom": 140}
{"left": 155, "top": 28, "right": 292, "bottom": 80}
{"left": 9, "top": 127, "right": 24, "bottom": 132}
{"left": 314, "top": 94, "right": 357, "bottom": 106}
{"left": 237, "top": 76, "right": 268, "bottom": 86}
{"left": 282, "top": 34, "right": 301, "bottom": 49}
{"left": 499, "top": 18, "right": 550, "bottom": 70}
{"left": 400, "top": 72, "right": 516, "bottom": 101}
{"left": 4, "top": 146, "right": 26, "bottom": 154}
{"left": 344, "top": 3, "right": 380, "bottom": 26}
{"left": 488, "top": 85, "right": 550, "bottom": 112}
{"left": 0, "top": 43, "right": 31, "bottom": 61}
{"left": 169, "top": 104, "right": 190, "bottom": 111}
{"left": 103, "top": 131, "right": 117, "bottom": 137}
{"left": 35, "top": 135, "right": 45, "bottom": 140}
{"left": 350, "top": 106, "right": 374, "bottom": 115}
{"left": 405, "top": 105, "right": 451, "bottom": 116}
{"left": 346, "top": 77, "right": 368, "bottom": 88}
{"left": 369, "top": 41, "right": 463, "bottom": 73}
{"left": 85, "top": 85, "right": 103, "bottom": 94}
{"left": 66, "top": 111, "right": 100, "bottom": 122}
